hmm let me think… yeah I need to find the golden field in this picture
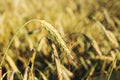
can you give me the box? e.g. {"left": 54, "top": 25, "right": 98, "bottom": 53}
{"left": 0, "top": 0, "right": 120, "bottom": 80}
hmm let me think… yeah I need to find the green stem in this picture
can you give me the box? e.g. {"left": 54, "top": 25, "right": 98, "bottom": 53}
{"left": 0, "top": 19, "right": 40, "bottom": 67}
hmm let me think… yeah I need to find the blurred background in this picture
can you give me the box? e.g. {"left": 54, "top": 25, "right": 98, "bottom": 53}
{"left": 0, "top": 0, "right": 120, "bottom": 80}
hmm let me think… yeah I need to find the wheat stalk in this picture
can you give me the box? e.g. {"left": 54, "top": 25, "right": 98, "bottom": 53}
{"left": 0, "top": 19, "right": 73, "bottom": 67}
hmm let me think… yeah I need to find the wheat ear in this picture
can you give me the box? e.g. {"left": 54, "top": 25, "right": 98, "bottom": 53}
{"left": 0, "top": 19, "right": 73, "bottom": 67}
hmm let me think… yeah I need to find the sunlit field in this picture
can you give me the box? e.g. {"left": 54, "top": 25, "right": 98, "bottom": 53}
{"left": 0, "top": 0, "right": 120, "bottom": 80}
